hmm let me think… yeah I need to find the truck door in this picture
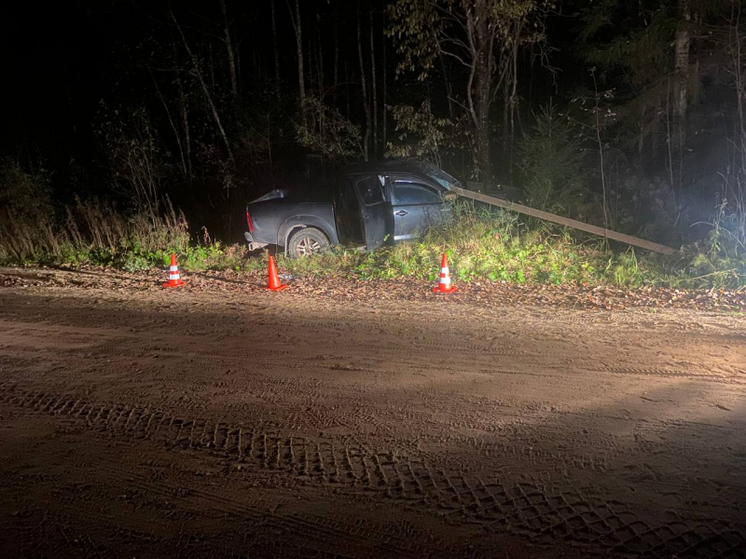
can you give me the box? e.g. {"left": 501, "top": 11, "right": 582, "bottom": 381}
{"left": 334, "top": 176, "right": 364, "bottom": 245}
{"left": 352, "top": 174, "right": 389, "bottom": 251}
{"left": 390, "top": 179, "right": 447, "bottom": 241}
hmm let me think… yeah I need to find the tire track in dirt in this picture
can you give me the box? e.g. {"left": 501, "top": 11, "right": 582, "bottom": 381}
{"left": 5, "top": 500, "right": 375, "bottom": 559}
{"left": 2, "top": 385, "right": 745, "bottom": 558}
{"left": 96, "top": 465, "right": 430, "bottom": 558}
{"left": 443, "top": 434, "right": 611, "bottom": 475}
{"left": 0, "top": 318, "right": 535, "bottom": 361}
{"left": 6, "top": 508, "right": 168, "bottom": 556}
{"left": 594, "top": 366, "right": 746, "bottom": 385}
{"left": 1, "top": 437, "right": 431, "bottom": 558}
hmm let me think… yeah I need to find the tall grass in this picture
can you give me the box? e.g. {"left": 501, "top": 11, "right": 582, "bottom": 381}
{"left": 278, "top": 201, "right": 661, "bottom": 287}
{"left": 1, "top": 195, "right": 743, "bottom": 290}
{"left": 0, "top": 197, "right": 190, "bottom": 268}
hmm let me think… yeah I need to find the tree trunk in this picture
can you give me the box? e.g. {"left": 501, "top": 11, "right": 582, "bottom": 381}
{"left": 638, "top": 104, "right": 646, "bottom": 155}
{"left": 474, "top": 67, "right": 491, "bottom": 182}
{"left": 172, "top": 12, "right": 233, "bottom": 160}
{"left": 172, "top": 36, "right": 192, "bottom": 181}
{"left": 672, "top": 0, "right": 691, "bottom": 148}
{"left": 369, "top": 7, "right": 378, "bottom": 160}
{"left": 317, "top": 14, "right": 324, "bottom": 96}
{"left": 440, "top": 53, "right": 454, "bottom": 120}
{"left": 290, "top": 0, "right": 305, "bottom": 113}
{"left": 471, "top": 0, "right": 492, "bottom": 182}
{"left": 382, "top": 24, "right": 387, "bottom": 152}
{"left": 271, "top": 0, "right": 280, "bottom": 95}
{"left": 252, "top": 49, "right": 260, "bottom": 81}
{"left": 219, "top": 0, "right": 238, "bottom": 96}
{"left": 508, "top": 36, "right": 519, "bottom": 175}
{"left": 209, "top": 41, "right": 216, "bottom": 90}
{"left": 333, "top": 16, "right": 339, "bottom": 104}
{"left": 150, "top": 66, "right": 186, "bottom": 178}
{"left": 236, "top": 46, "right": 242, "bottom": 90}
{"left": 357, "top": 8, "right": 371, "bottom": 161}
{"left": 502, "top": 73, "right": 510, "bottom": 150}
{"left": 345, "top": 57, "right": 351, "bottom": 118}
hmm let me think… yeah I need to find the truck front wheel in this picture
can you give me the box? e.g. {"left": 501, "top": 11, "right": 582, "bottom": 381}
{"left": 287, "top": 227, "right": 330, "bottom": 258}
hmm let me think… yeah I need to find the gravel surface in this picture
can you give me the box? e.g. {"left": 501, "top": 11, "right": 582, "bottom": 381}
{"left": 1, "top": 266, "right": 745, "bottom": 558}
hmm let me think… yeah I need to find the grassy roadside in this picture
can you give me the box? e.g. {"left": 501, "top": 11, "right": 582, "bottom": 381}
{"left": 1, "top": 200, "right": 744, "bottom": 290}
{"left": 281, "top": 204, "right": 746, "bottom": 289}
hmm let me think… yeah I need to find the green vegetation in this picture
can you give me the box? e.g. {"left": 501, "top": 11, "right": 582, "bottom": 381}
{"left": 0, "top": 160, "right": 244, "bottom": 273}
{"left": 0, "top": 199, "right": 249, "bottom": 274}
{"left": 276, "top": 201, "right": 744, "bottom": 289}
{"left": 2, "top": 167, "right": 744, "bottom": 290}
{"left": 516, "top": 106, "right": 585, "bottom": 214}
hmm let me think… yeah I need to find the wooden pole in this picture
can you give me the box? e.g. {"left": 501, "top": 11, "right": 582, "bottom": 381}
{"left": 450, "top": 186, "right": 676, "bottom": 255}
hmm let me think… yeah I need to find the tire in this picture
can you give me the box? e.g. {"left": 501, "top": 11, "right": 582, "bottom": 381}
{"left": 286, "top": 227, "right": 330, "bottom": 258}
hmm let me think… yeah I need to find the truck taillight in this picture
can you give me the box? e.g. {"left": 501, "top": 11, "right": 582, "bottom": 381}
{"left": 245, "top": 208, "right": 255, "bottom": 233}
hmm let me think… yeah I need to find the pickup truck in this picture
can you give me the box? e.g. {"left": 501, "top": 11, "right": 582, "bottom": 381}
{"left": 244, "top": 160, "right": 460, "bottom": 257}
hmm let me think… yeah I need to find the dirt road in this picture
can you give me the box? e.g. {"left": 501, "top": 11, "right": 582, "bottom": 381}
{"left": 1, "top": 270, "right": 745, "bottom": 558}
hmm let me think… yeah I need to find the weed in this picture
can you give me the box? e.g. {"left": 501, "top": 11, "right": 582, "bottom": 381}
{"left": 271, "top": 201, "right": 669, "bottom": 287}
{"left": 1, "top": 190, "right": 744, "bottom": 290}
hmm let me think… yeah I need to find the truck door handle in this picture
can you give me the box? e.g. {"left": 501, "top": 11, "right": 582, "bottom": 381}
{"left": 395, "top": 210, "right": 408, "bottom": 216}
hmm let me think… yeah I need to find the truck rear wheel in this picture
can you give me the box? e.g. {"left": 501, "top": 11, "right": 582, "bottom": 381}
{"left": 287, "top": 227, "right": 330, "bottom": 258}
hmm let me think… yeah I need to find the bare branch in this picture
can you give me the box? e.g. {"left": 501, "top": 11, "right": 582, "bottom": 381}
{"left": 170, "top": 10, "right": 233, "bottom": 160}
{"left": 439, "top": 49, "right": 472, "bottom": 68}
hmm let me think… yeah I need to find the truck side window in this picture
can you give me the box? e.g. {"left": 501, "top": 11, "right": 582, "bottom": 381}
{"left": 356, "top": 175, "right": 385, "bottom": 206}
{"left": 392, "top": 182, "right": 441, "bottom": 205}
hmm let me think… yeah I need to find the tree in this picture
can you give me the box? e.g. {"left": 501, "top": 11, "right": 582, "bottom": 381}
{"left": 672, "top": 0, "right": 692, "bottom": 148}
{"left": 171, "top": 11, "right": 233, "bottom": 160}
{"left": 388, "top": 0, "right": 546, "bottom": 180}
{"left": 385, "top": 100, "right": 456, "bottom": 168}
{"left": 578, "top": 0, "right": 733, "bottom": 155}
{"left": 271, "top": 0, "right": 281, "bottom": 95}
{"left": 171, "top": 36, "right": 192, "bottom": 181}
{"left": 296, "top": 96, "right": 364, "bottom": 161}
{"left": 517, "top": 105, "right": 584, "bottom": 213}
{"left": 219, "top": 0, "right": 238, "bottom": 96}
{"left": 289, "top": 0, "right": 306, "bottom": 112}
{"left": 99, "top": 107, "right": 164, "bottom": 212}
{"left": 370, "top": 6, "right": 379, "bottom": 159}
{"left": 357, "top": 6, "right": 372, "bottom": 160}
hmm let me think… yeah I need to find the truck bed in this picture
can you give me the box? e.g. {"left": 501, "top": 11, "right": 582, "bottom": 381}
{"left": 246, "top": 192, "right": 338, "bottom": 249}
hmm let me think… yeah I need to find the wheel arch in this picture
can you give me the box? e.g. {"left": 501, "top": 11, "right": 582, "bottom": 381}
{"left": 277, "top": 215, "right": 338, "bottom": 253}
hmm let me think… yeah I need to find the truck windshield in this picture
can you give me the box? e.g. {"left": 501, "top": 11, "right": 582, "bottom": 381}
{"left": 421, "top": 164, "right": 461, "bottom": 190}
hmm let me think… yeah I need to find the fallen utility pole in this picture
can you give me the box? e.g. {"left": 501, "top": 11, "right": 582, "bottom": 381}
{"left": 450, "top": 186, "right": 676, "bottom": 255}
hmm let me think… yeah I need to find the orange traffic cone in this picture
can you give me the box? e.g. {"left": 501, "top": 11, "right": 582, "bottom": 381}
{"left": 267, "top": 255, "right": 288, "bottom": 291}
{"left": 432, "top": 253, "right": 457, "bottom": 293}
{"left": 162, "top": 253, "right": 185, "bottom": 288}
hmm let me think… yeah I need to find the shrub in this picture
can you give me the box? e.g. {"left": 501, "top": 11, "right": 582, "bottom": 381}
{"left": 276, "top": 201, "right": 667, "bottom": 288}
{"left": 517, "top": 105, "right": 585, "bottom": 214}
{"left": 0, "top": 160, "right": 57, "bottom": 263}
{"left": 0, "top": 192, "right": 190, "bottom": 268}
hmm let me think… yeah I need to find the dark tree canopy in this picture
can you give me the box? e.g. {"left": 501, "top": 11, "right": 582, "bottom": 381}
{"left": 2, "top": 0, "right": 746, "bottom": 247}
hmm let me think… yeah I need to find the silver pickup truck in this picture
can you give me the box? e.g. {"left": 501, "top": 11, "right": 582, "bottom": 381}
{"left": 244, "top": 160, "right": 460, "bottom": 258}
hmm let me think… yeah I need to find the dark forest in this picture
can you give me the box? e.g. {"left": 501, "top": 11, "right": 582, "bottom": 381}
{"left": 2, "top": 0, "right": 746, "bottom": 285}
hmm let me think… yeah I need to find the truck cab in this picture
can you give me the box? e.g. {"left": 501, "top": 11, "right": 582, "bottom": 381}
{"left": 334, "top": 162, "right": 459, "bottom": 251}
{"left": 245, "top": 160, "right": 460, "bottom": 257}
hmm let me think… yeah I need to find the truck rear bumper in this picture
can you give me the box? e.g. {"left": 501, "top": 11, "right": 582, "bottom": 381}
{"left": 244, "top": 232, "right": 269, "bottom": 252}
